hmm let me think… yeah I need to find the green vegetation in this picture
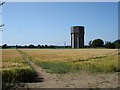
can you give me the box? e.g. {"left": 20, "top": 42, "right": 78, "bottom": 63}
{"left": 105, "top": 42, "right": 115, "bottom": 49}
{"left": 2, "top": 49, "right": 37, "bottom": 90}
{"left": 89, "top": 39, "right": 104, "bottom": 48}
{"left": 2, "top": 49, "right": 119, "bottom": 89}
{"left": 2, "top": 67, "right": 37, "bottom": 89}
{"left": 37, "top": 61, "right": 72, "bottom": 74}
{"left": 35, "top": 55, "right": 119, "bottom": 74}
{"left": 89, "top": 39, "right": 120, "bottom": 48}
{"left": 23, "top": 50, "right": 119, "bottom": 74}
{"left": 113, "top": 40, "right": 120, "bottom": 48}
{"left": 2, "top": 39, "right": 120, "bottom": 49}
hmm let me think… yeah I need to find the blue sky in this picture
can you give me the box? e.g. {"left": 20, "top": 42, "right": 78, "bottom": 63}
{"left": 2, "top": 2, "right": 118, "bottom": 46}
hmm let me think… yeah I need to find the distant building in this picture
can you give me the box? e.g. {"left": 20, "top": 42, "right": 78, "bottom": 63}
{"left": 71, "top": 26, "right": 85, "bottom": 48}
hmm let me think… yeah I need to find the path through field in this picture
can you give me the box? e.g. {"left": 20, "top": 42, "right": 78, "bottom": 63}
{"left": 18, "top": 50, "right": 118, "bottom": 88}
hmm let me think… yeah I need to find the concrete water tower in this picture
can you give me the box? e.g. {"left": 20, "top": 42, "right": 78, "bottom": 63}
{"left": 71, "top": 26, "right": 85, "bottom": 48}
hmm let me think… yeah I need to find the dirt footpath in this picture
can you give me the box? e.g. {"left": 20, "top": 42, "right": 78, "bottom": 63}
{"left": 24, "top": 71, "right": 118, "bottom": 88}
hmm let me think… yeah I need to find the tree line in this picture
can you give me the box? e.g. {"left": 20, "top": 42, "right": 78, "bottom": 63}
{"left": 1, "top": 39, "right": 120, "bottom": 49}
{"left": 88, "top": 39, "right": 120, "bottom": 49}
{"left": 1, "top": 44, "right": 71, "bottom": 49}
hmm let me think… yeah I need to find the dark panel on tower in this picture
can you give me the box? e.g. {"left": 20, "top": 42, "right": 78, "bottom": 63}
{"left": 71, "top": 26, "right": 84, "bottom": 48}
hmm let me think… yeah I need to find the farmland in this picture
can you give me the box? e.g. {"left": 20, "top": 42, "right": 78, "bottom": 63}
{"left": 1, "top": 49, "right": 37, "bottom": 89}
{"left": 20, "top": 49, "right": 119, "bottom": 73}
{"left": 20, "top": 49, "right": 117, "bottom": 61}
{"left": 1, "top": 49, "right": 119, "bottom": 88}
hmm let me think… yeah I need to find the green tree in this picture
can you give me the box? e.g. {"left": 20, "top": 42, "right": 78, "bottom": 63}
{"left": 113, "top": 40, "right": 120, "bottom": 48}
{"left": 105, "top": 42, "right": 115, "bottom": 49}
{"left": 28, "top": 44, "right": 35, "bottom": 48}
{"left": 45, "top": 45, "right": 48, "bottom": 48}
{"left": 91, "top": 39, "right": 104, "bottom": 48}
{"left": 2, "top": 44, "right": 8, "bottom": 48}
{"left": 38, "top": 44, "right": 41, "bottom": 48}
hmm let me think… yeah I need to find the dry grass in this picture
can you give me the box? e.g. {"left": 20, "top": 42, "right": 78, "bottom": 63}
{"left": 20, "top": 49, "right": 119, "bottom": 73}
{"left": 2, "top": 49, "right": 24, "bottom": 68}
{"left": 20, "top": 49, "right": 118, "bottom": 61}
{"left": 2, "top": 49, "right": 37, "bottom": 89}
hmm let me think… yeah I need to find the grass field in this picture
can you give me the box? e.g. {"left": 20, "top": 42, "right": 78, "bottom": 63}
{"left": 1, "top": 49, "right": 37, "bottom": 89}
{"left": 20, "top": 49, "right": 119, "bottom": 74}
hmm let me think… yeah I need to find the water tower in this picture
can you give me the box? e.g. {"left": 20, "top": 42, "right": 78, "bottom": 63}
{"left": 71, "top": 26, "right": 85, "bottom": 48}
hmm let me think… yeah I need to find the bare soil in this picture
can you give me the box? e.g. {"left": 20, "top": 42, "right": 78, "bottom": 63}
{"left": 25, "top": 72, "right": 118, "bottom": 88}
